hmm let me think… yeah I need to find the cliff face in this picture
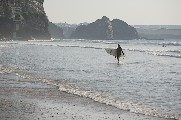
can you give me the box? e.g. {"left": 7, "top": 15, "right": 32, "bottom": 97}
{"left": 71, "top": 16, "right": 113, "bottom": 40}
{"left": 48, "top": 22, "right": 64, "bottom": 39}
{"left": 0, "top": 0, "right": 50, "bottom": 40}
{"left": 71, "top": 16, "right": 139, "bottom": 40}
{"left": 112, "top": 19, "right": 138, "bottom": 40}
{"left": 56, "top": 23, "right": 78, "bottom": 39}
{"left": 0, "top": 16, "right": 14, "bottom": 40}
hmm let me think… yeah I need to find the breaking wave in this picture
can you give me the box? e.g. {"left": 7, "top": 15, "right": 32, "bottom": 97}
{"left": 0, "top": 64, "right": 17, "bottom": 74}
{"left": 1, "top": 53, "right": 180, "bottom": 119}
{"left": 126, "top": 48, "right": 181, "bottom": 58}
{"left": 159, "top": 41, "right": 181, "bottom": 46}
{"left": 148, "top": 53, "right": 181, "bottom": 58}
{"left": 12, "top": 71, "right": 180, "bottom": 120}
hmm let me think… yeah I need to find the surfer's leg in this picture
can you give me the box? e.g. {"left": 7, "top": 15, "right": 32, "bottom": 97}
{"left": 117, "top": 57, "right": 119, "bottom": 63}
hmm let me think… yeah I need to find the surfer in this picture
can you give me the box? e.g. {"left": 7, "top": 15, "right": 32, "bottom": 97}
{"left": 116, "top": 44, "right": 124, "bottom": 63}
{"left": 105, "top": 44, "right": 125, "bottom": 63}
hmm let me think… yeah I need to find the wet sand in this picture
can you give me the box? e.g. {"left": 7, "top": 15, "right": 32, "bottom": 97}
{"left": 0, "top": 73, "right": 173, "bottom": 120}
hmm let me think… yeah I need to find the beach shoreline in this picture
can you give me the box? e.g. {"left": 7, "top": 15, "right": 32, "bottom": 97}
{"left": 0, "top": 73, "right": 176, "bottom": 120}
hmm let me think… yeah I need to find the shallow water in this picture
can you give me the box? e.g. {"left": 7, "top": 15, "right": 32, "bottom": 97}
{"left": 0, "top": 39, "right": 181, "bottom": 119}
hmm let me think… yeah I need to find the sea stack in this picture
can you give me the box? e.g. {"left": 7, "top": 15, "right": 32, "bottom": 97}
{"left": 71, "top": 16, "right": 139, "bottom": 40}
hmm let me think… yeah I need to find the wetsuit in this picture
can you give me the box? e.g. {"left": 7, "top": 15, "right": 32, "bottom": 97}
{"left": 117, "top": 47, "right": 122, "bottom": 58}
{"left": 116, "top": 45, "right": 123, "bottom": 63}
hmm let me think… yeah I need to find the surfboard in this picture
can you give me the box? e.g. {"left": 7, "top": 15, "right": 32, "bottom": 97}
{"left": 105, "top": 48, "right": 124, "bottom": 57}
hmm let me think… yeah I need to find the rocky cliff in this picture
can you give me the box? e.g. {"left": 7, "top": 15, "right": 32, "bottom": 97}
{"left": 71, "top": 16, "right": 139, "bottom": 40}
{"left": 48, "top": 22, "right": 64, "bottom": 39}
{"left": 112, "top": 19, "right": 138, "bottom": 40}
{"left": 0, "top": 0, "right": 50, "bottom": 40}
{"left": 56, "top": 23, "right": 78, "bottom": 39}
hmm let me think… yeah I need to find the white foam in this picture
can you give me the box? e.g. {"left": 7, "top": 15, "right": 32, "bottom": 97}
{"left": 126, "top": 48, "right": 181, "bottom": 58}
{"left": 42, "top": 79, "right": 180, "bottom": 120}
{"left": 160, "top": 41, "right": 181, "bottom": 46}
{"left": 1, "top": 64, "right": 179, "bottom": 120}
{"left": 0, "top": 65, "right": 16, "bottom": 74}
{"left": 149, "top": 52, "right": 181, "bottom": 58}
{"left": 28, "top": 39, "right": 54, "bottom": 42}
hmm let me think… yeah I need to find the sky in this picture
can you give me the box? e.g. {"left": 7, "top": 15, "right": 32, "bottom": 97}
{"left": 44, "top": 0, "right": 181, "bottom": 25}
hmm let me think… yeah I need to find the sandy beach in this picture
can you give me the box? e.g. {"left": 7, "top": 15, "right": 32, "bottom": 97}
{"left": 0, "top": 72, "right": 175, "bottom": 120}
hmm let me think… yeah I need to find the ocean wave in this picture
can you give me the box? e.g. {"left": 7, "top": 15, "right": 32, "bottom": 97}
{"left": 103, "top": 41, "right": 117, "bottom": 44}
{"left": 28, "top": 39, "right": 54, "bottom": 42}
{"left": 41, "top": 79, "right": 180, "bottom": 120}
{"left": 0, "top": 41, "right": 18, "bottom": 48}
{"left": 159, "top": 42, "right": 181, "bottom": 46}
{"left": 57, "top": 45, "right": 101, "bottom": 49}
{"left": 149, "top": 53, "right": 181, "bottom": 58}
{"left": 127, "top": 48, "right": 180, "bottom": 53}
{"left": 24, "top": 42, "right": 105, "bottom": 50}
{"left": 0, "top": 64, "right": 17, "bottom": 74}
{"left": 2, "top": 67, "right": 179, "bottom": 120}
{"left": 127, "top": 48, "right": 181, "bottom": 58}
{"left": 126, "top": 48, "right": 147, "bottom": 52}
{"left": 4, "top": 41, "right": 18, "bottom": 44}
{"left": 0, "top": 45, "right": 8, "bottom": 48}
{"left": 166, "top": 50, "right": 181, "bottom": 53}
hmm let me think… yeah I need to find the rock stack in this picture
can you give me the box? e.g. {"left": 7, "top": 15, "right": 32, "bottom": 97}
{"left": 71, "top": 16, "right": 139, "bottom": 40}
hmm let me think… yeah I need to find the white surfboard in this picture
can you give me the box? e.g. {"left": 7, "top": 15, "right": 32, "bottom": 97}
{"left": 105, "top": 48, "right": 124, "bottom": 57}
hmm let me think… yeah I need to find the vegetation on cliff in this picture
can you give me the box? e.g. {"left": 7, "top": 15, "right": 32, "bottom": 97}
{"left": 0, "top": 0, "right": 50, "bottom": 40}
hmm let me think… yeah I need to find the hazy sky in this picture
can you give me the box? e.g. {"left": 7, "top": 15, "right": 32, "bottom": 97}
{"left": 44, "top": 0, "right": 181, "bottom": 25}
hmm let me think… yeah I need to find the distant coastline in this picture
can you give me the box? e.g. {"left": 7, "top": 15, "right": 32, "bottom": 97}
{"left": 135, "top": 25, "right": 181, "bottom": 40}
{"left": 54, "top": 23, "right": 181, "bottom": 40}
{"left": 70, "top": 16, "right": 139, "bottom": 40}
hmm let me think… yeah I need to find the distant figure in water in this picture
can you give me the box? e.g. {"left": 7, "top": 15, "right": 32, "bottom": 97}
{"left": 116, "top": 44, "right": 124, "bottom": 63}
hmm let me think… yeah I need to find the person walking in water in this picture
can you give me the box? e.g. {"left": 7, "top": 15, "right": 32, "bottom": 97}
{"left": 116, "top": 44, "right": 124, "bottom": 63}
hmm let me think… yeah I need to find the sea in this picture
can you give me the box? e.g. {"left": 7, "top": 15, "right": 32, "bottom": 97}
{"left": 0, "top": 39, "right": 181, "bottom": 120}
